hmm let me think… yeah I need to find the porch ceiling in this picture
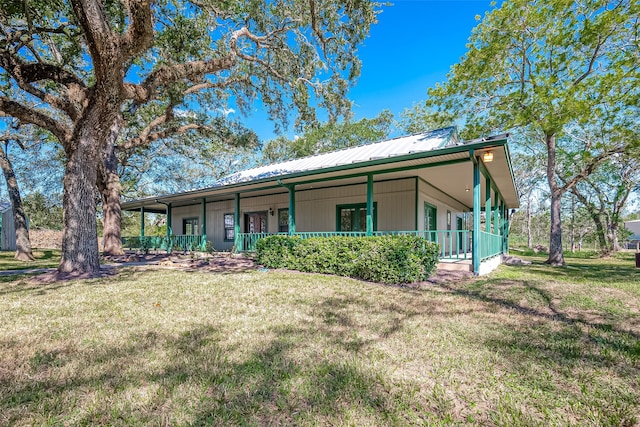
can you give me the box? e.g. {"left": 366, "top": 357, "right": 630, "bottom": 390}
{"left": 122, "top": 140, "right": 519, "bottom": 212}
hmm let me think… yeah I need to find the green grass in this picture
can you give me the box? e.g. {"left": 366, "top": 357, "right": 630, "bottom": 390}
{"left": 0, "top": 256, "right": 639, "bottom": 426}
{"left": 0, "top": 249, "right": 61, "bottom": 270}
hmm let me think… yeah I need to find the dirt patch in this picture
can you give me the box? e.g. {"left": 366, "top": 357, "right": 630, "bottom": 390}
{"left": 104, "top": 252, "right": 258, "bottom": 273}
{"left": 424, "top": 269, "right": 474, "bottom": 285}
{"left": 150, "top": 254, "right": 258, "bottom": 273}
{"left": 27, "top": 252, "right": 473, "bottom": 286}
{"left": 29, "top": 229, "right": 63, "bottom": 249}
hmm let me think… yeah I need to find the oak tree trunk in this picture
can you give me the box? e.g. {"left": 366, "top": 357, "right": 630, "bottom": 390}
{"left": 544, "top": 133, "right": 565, "bottom": 266}
{"left": 0, "top": 144, "right": 34, "bottom": 261}
{"left": 58, "top": 111, "right": 107, "bottom": 274}
{"left": 98, "top": 118, "right": 124, "bottom": 256}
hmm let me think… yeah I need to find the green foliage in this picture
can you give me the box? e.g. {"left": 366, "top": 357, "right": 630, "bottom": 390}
{"left": 256, "top": 235, "right": 439, "bottom": 284}
{"left": 262, "top": 110, "right": 394, "bottom": 163}
{"left": 22, "top": 192, "right": 63, "bottom": 230}
{"left": 1, "top": 0, "right": 384, "bottom": 272}
{"left": 406, "top": 0, "right": 638, "bottom": 140}
{"left": 403, "top": 0, "right": 639, "bottom": 264}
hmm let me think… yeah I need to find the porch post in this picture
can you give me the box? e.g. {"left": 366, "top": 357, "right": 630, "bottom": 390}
{"left": 473, "top": 155, "right": 481, "bottom": 274}
{"left": 201, "top": 198, "right": 207, "bottom": 250}
{"left": 500, "top": 203, "right": 506, "bottom": 252}
{"left": 234, "top": 193, "right": 240, "bottom": 252}
{"left": 504, "top": 208, "right": 510, "bottom": 254}
{"left": 485, "top": 175, "right": 491, "bottom": 233}
{"left": 165, "top": 203, "right": 172, "bottom": 252}
{"left": 166, "top": 203, "right": 172, "bottom": 237}
{"left": 493, "top": 193, "right": 500, "bottom": 235}
{"left": 288, "top": 185, "right": 296, "bottom": 235}
{"left": 140, "top": 207, "right": 145, "bottom": 237}
{"left": 366, "top": 174, "right": 374, "bottom": 236}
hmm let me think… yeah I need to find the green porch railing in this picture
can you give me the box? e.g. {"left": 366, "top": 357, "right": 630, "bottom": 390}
{"left": 237, "top": 231, "right": 367, "bottom": 252}
{"left": 236, "top": 230, "right": 474, "bottom": 260}
{"left": 478, "top": 230, "right": 502, "bottom": 261}
{"left": 121, "top": 234, "right": 207, "bottom": 252}
{"left": 294, "top": 231, "right": 367, "bottom": 238}
{"left": 237, "top": 232, "right": 272, "bottom": 252}
{"left": 373, "top": 230, "right": 471, "bottom": 259}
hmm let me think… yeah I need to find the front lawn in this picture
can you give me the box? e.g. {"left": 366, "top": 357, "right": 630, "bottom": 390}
{"left": 0, "top": 256, "right": 638, "bottom": 425}
{"left": 0, "top": 249, "right": 61, "bottom": 271}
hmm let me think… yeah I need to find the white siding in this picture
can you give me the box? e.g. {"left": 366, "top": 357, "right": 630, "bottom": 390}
{"left": 205, "top": 199, "right": 235, "bottom": 250}
{"left": 171, "top": 205, "right": 200, "bottom": 235}
{"left": 418, "top": 179, "right": 468, "bottom": 256}
{"left": 296, "top": 179, "right": 415, "bottom": 232}
{"left": 170, "top": 178, "right": 417, "bottom": 250}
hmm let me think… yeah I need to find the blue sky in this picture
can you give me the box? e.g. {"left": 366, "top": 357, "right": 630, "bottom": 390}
{"left": 243, "top": 0, "right": 495, "bottom": 141}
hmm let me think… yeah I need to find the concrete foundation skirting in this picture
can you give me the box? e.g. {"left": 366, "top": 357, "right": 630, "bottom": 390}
{"left": 477, "top": 255, "right": 502, "bottom": 276}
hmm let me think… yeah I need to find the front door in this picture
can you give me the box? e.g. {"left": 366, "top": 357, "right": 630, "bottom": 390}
{"left": 457, "top": 217, "right": 464, "bottom": 251}
{"left": 244, "top": 212, "right": 268, "bottom": 233}
{"left": 424, "top": 202, "right": 437, "bottom": 242}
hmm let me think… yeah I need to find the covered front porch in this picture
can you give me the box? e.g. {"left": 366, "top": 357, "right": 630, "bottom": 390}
{"left": 122, "top": 129, "right": 518, "bottom": 275}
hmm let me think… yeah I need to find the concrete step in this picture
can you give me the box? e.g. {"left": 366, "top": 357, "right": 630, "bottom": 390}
{"left": 436, "top": 259, "right": 473, "bottom": 272}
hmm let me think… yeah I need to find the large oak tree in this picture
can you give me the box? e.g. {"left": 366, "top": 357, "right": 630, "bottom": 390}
{"left": 0, "top": 0, "right": 380, "bottom": 273}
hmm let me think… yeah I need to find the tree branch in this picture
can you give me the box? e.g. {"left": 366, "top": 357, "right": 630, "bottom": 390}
{"left": 121, "top": 123, "right": 201, "bottom": 151}
{"left": 558, "top": 145, "right": 625, "bottom": 194}
{"left": 572, "top": 34, "right": 605, "bottom": 87}
{"left": 122, "top": 56, "right": 236, "bottom": 102}
{"left": 70, "top": 0, "right": 118, "bottom": 78}
{"left": 121, "top": 0, "right": 154, "bottom": 61}
{"left": 120, "top": 101, "right": 177, "bottom": 151}
{"left": 121, "top": 25, "right": 295, "bottom": 102}
{"left": 19, "top": 63, "right": 87, "bottom": 88}
{"left": 0, "top": 97, "right": 72, "bottom": 145}
{"left": 0, "top": 52, "right": 87, "bottom": 120}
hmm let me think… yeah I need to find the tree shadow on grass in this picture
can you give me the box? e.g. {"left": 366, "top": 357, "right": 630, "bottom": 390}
{"left": 0, "top": 267, "right": 153, "bottom": 297}
{"left": 438, "top": 278, "right": 640, "bottom": 373}
{"left": 1, "top": 322, "right": 426, "bottom": 426}
{"left": 522, "top": 259, "right": 640, "bottom": 288}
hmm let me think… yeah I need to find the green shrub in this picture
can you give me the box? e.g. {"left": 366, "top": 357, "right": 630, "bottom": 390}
{"left": 256, "top": 235, "right": 439, "bottom": 284}
{"left": 255, "top": 235, "right": 301, "bottom": 268}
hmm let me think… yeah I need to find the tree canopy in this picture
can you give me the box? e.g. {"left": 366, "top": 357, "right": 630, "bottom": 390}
{"left": 0, "top": 0, "right": 382, "bottom": 273}
{"left": 262, "top": 110, "right": 393, "bottom": 163}
{"left": 403, "top": 0, "right": 639, "bottom": 265}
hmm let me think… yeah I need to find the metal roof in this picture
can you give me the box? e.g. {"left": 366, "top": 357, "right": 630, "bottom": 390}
{"left": 121, "top": 127, "right": 521, "bottom": 211}
{"left": 217, "top": 127, "right": 460, "bottom": 186}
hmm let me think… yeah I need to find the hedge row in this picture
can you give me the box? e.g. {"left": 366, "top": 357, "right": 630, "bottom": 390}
{"left": 255, "top": 235, "right": 440, "bottom": 284}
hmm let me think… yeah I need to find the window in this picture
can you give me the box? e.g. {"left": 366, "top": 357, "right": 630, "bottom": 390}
{"left": 278, "top": 208, "right": 289, "bottom": 233}
{"left": 224, "top": 213, "right": 234, "bottom": 241}
{"left": 424, "top": 203, "right": 437, "bottom": 231}
{"left": 336, "top": 203, "right": 377, "bottom": 232}
{"left": 183, "top": 217, "right": 199, "bottom": 235}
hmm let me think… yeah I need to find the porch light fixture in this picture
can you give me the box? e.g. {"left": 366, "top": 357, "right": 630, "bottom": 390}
{"left": 465, "top": 186, "right": 470, "bottom": 192}
{"left": 269, "top": 207, "right": 274, "bottom": 216}
{"left": 482, "top": 151, "right": 494, "bottom": 163}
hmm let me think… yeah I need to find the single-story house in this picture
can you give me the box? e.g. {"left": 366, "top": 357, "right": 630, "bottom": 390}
{"left": 121, "top": 127, "right": 520, "bottom": 275}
